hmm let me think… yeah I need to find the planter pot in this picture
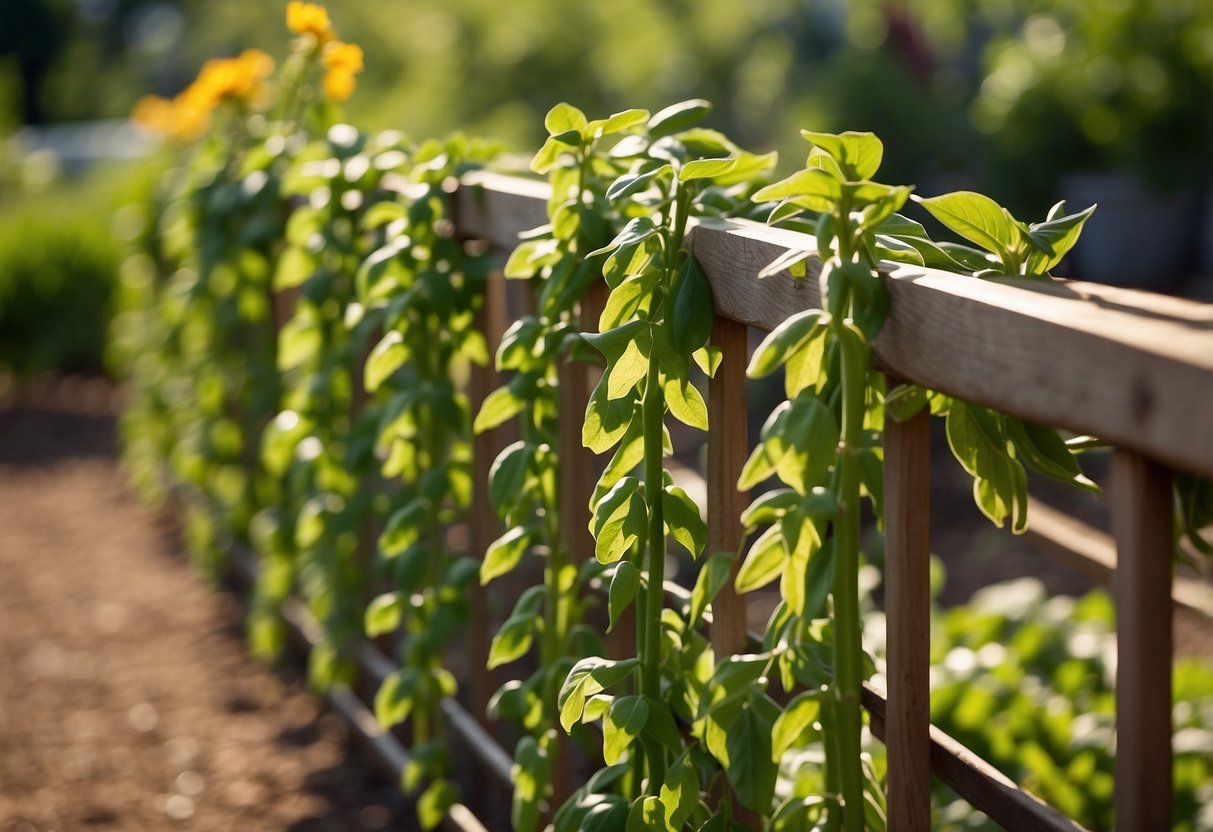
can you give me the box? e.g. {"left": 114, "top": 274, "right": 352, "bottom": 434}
{"left": 1060, "top": 173, "right": 1199, "bottom": 289}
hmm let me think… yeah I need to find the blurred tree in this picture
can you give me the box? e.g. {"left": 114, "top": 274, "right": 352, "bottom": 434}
{"left": 0, "top": 0, "right": 70, "bottom": 123}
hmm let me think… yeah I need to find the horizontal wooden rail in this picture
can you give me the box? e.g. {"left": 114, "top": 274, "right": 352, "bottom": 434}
{"left": 861, "top": 686, "right": 1089, "bottom": 832}
{"left": 456, "top": 171, "right": 1213, "bottom": 481}
{"left": 1026, "top": 496, "right": 1213, "bottom": 619}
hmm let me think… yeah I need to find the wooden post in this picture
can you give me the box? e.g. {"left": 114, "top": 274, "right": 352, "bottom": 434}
{"left": 1111, "top": 450, "right": 1173, "bottom": 831}
{"left": 883, "top": 405, "right": 932, "bottom": 832}
{"left": 706, "top": 317, "right": 749, "bottom": 659}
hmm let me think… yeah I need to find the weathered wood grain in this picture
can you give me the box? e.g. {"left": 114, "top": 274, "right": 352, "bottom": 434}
{"left": 706, "top": 317, "right": 750, "bottom": 660}
{"left": 1111, "top": 451, "right": 1173, "bottom": 831}
{"left": 449, "top": 175, "right": 1213, "bottom": 479}
{"left": 883, "top": 407, "right": 932, "bottom": 832}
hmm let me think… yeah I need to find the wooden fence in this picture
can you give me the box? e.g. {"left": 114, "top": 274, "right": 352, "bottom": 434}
{"left": 228, "top": 170, "right": 1213, "bottom": 832}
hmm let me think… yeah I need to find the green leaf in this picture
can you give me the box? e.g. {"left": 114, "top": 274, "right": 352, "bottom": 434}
{"left": 1026, "top": 202, "right": 1097, "bottom": 273}
{"left": 488, "top": 614, "right": 535, "bottom": 669}
{"left": 740, "top": 488, "right": 800, "bottom": 529}
{"left": 592, "top": 476, "right": 646, "bottom": 564}
{"left": 583, "top": 319, "right": 650, "bottom": 363}
{"left": 1005, "top": 416, "right": 1098, "bottom": 492}
{"left": 584, "top": 377, "right": 639, "bottom": 454}
{"left": 747, "top": 309, "right": 828, "bottom": 378}
{"left": 946, "top": 402, "right": 1028, "bottom": 533}
{"left": 276, "top": 312, "right": 321, "bottom": 372}
{"left": 690, "top": 550, "right": 734, "bottom": 626}
{"left": 380, "top": 498, "right": 428, "bottom": 557}
{"left": 365, "top": 592, "right": 405, "bottom": 637}
{"left": 503, "top": 238, "right": 556, "bottom": 279}
{"left": 641, "top": 697, "right": 683, "bottom": 751}
{"left": 757, "top": 246, "right": 812, "bottom": 279}
{"left": 600, "top": 108, "right": 651, "bottom": 136}
{"left": 545, "top": 102, "right": 588, "bottom": 137}
{"left": 559, "top": 657, "right": 640, "bottom": 731}
{"left": 481, "top": 525, "right": 533, "bottom": 584}
{"left": 669, "top": 255, "right": 715, "bottom": 355}
{"left": 707, "top": 691, "right": 779, "bottom": 813}
{"left": 510, "top": 737, "right": 549, "bottom": 832}
{"left": 885, "top": 383, "right": 929, "bottom": 423}
{"left": 417, "top": 779, "right": 458, "bottom": 831}
{"left": 489, "top": 441, "right": 534, "bottom": 511}
{"left": 626, "top": 796, "right": 665, "bottom": 832}
{"left": 599, "top": 273, "right": 652, "bottom": 330}
{"left": 661, "top": 752, "right": 700, "bottom": 830}
{"left": 753, "top": 168, "right": 841, "bottom": 213}
{"left": 648, "top": 99, "right": 712, "bottom": 139}
{"left": 800, "top": 130, "right": 883, "bottom": 179}
{"left": 608, "top": 561, "right": 642, "bottom": 632}
{"left": 711, "top": 149, "right": 779, "bottom": 187}
{"left": 777, "top": 394, "right": 839, "bottom": 492}
{"left": 663, "top": 485, "right": 706, "bottom": 558}
{"left": 587, "top": 217, "right": 660, "bottom": 259}
{"left": 771, "top": 690, "right": 822, "bottom": 760}
{"left": 915, "top": 191, "right": 1015, "bottom": 257}
{"left": 693, "top": 344, "right": 723, "bottom": 377}
{"left": 593, "top": 403, "right": 645, "bottom": 508}
{"left": 474, "top": 383, "right": 526, "bottom": 433}
{"left": 736, "top": 525, "right": 785, "bottom": 593}
{"left": 488, "top": 585, "right": 545, "bottom": 669}
{"left": 680, "top": 156, "right": 740, "bottom": 181}
{"left": 607, "top": 337, "right": 650, "bottom": 400}
{"left": 783, "top": 331, "right": 826, "bottom": 397}
{"left": 664, "top": 376, "right": 708, "bottom": 430}
{"left": 607, "top": 163, "right": 672, "bottom": 201}
{"left": 374, "top": 668, "right": 418, "bottom": 728}
{"left": 530, "top": 135, "right": 572, "bottom": 174}
{"left": 604, "top": 695, "right": 649, "bottom": 764}
{"left": 772, "top": 797, "right": 828, "bottom": 832}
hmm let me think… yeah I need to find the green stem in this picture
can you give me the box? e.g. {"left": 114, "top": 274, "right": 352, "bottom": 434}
{"left": 832, "top": 312, "right": 867, "bottom": 832}
{"left": 639, "top": 351, "right": 667, "bottom": 792}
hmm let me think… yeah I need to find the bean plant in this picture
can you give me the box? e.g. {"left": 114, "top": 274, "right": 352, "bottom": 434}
{"left": 551, "top": 100, "right": 782, "bottom": 829}
{"left": 358, "top": 132, "right": 502, "bottom": 829}
{"left": 735, "top": 131, "right": 1109, "bottom": 829}
{"left": 472, "top": 102, "right": 653, "bottom": 830}
{"left": 248, "top": 125, "right": 409, "bottom": 680}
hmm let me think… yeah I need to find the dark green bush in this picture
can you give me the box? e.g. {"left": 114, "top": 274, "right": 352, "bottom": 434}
{"left": 0, "top": 212, "right": 119, "bottom": 374}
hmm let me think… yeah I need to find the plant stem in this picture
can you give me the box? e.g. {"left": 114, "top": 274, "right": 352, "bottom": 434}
{"left": 832, "top": 309, "right": 867, "bottom": 832}
{"left": 639, "top": 349, "right": 667, "bottom": 792}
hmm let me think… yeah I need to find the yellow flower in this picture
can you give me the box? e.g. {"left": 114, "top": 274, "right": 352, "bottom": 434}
{"left": 322, "top": 41, "right": 364, "bottom": 102}
{"left": 190, "top": 49, "right": 275, "bottom": 106}
{"left": 132, "top": 95, "right": 174, "bottom": 133}
{"left": 286, "top": 2, "right": 333, "bottom": 44}
{"left": 131, "top": 94, "right": 209, "bottom": 141}
{"left": 132, "top": 49, "right": 275, "bottom": 141}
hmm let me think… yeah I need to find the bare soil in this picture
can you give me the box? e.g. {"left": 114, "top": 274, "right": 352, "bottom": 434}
{"left": 0, "top": 379, "right": 411, "bottom": 832}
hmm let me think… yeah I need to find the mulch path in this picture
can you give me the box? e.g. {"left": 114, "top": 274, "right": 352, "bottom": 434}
{"left": 0, "top": 379, "right": 411, "bottom": 832}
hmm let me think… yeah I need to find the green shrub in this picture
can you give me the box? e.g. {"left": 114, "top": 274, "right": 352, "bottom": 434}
{"left": 0, "top": 211, "right": 119, "bottom": 374}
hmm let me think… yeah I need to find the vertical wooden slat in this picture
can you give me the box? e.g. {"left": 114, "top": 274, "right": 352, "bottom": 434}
{"left": 468, "top": 273, "right": 510, "bottom": 729}
{"left": 883, "top": 405, "right": 933, "bottom": 832}
{"left": 704, "top": 316, "right": 760, "bottom": 827}
{"left": 1111, "top": 450, "right": 1173, "bottom": 831}
{"left": 706, "top": 316, "right": 748, "bottom": 660}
